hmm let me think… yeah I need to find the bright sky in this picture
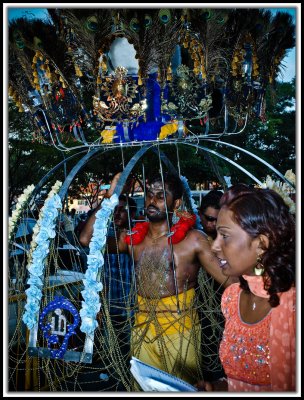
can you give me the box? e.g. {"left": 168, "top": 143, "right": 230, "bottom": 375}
{"left": 5, "top": 4, "right": 298, "bottom": 82}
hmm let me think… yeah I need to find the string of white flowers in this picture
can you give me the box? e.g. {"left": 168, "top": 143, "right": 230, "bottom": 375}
{"left": 259, "top": 169, "right": 296, "bottom": 214}
{"left": 180, "top": 175, "right": 202, "bottom": 229}
{"left": 27, "top": 180, "right": 63, "bottom": 265}
{"left": 9, "top": 184, "right": 35, "bottom": 241}
{"left": 22, "top": 181, "right": 62, "bottom": 329}
{"left": 79, "top": 194, "right": 118, "bottom": 337}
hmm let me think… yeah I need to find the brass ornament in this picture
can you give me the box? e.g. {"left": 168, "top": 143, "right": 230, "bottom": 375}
{"left": 93, "top": 66, "right": 145, "bottom": 123}
{"left": 165, "top": 65, "right": 212, "bottom": 120}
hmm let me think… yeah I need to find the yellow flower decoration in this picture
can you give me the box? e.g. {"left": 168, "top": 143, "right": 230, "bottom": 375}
{"left": 101, "top": 128, "right": 116, "bottom": 144}
{"left": 159, "top": 122, "right": 178, "bottom": 140}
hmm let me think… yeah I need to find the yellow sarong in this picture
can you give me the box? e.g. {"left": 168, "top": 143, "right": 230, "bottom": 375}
{"left": 131, "top": 288, "right": 201, "bottom": 385}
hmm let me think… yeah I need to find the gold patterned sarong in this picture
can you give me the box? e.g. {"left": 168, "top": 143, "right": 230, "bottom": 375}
{"left": 131, "top": 288, "right": 201, "bottom": 385}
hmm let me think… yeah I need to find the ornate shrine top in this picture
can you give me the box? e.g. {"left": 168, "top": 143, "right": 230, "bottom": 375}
{"left": 8, "top": 8, "right": 295, "bottom": 149}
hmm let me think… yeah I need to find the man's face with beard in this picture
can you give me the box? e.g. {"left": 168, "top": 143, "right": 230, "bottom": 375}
{"left": 145, "top": 181, "right": 175, "bottom": 222}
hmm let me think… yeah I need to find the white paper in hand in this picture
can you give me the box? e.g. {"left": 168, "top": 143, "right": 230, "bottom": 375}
{"left": 130, "top": 357, "right": 198, "bottom": 392}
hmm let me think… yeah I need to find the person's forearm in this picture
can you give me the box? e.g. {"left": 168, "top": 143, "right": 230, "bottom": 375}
{"left": 79, "top": 203, "right": 102, "bottom": 246}
{"left": 79, "top": 172, "right": 123, "bottom": 247}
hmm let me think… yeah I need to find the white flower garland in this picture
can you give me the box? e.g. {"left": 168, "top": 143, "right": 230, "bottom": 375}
{"left": 259, "top": 170, "right": 296, "bottom": 214}
{"left": 9, "top": 184, "right": 35, "bottom": 241}
{"left": 22, "top": 181, "right": 62, "bottom": 329}
{"left": 27, "top": 180, "right": 62, "bottom": 265}
{"left": 79, "top": 194, "right": 118, "bottom": 337}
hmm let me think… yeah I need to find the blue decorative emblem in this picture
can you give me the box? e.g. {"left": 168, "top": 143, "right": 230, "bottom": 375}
{"left": 39, "top": 296, "right": 80, "bottom": 359}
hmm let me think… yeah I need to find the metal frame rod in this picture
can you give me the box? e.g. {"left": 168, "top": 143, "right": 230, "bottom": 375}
{"left": 200, "top": 138, "right": 295, "bottom": 189}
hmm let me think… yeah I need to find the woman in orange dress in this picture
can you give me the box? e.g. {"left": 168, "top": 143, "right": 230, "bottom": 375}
{"left": 196, "top": 185, "right": 296, "bottom": 392}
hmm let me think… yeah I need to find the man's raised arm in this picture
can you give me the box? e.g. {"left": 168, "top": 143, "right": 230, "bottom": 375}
{"left": 195, "top": 231, "right": 237, "bottom": 288}
{"left": 79, "top": 172, "right": 128, "bottom": 253}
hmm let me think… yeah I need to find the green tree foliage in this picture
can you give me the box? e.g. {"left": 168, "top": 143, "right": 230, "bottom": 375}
{"left": 8, "top": 103, "right": 65, "bottom": 208}
{"left": 212, "top": 79, "right": 296, "bottom": 184}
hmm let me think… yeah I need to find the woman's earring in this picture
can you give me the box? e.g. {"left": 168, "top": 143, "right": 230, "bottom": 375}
{"left": 254, "top": 255, "right": 265, "bottom": 276}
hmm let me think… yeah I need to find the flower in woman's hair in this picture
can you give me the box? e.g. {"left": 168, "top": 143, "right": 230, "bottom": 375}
{"left": 258, "top": 170, "right": 296, "bottom": 214}
{"left": 284, "top": 169, "right": 296, "bottom": 185}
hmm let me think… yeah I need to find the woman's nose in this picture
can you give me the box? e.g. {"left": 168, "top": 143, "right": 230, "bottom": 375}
{"left": 211, "top": 235, "right": 220, "bottom": 254}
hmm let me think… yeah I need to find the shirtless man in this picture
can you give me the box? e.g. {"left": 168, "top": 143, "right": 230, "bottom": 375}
{"left": 80, "top": 172, "right": 233, "bottom": 385}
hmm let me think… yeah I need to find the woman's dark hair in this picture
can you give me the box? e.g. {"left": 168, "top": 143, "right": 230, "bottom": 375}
{"left": 219, "top": 183, "right": 255, "bottom": 207}
{"left": 148, "top": 173, "right": 184, "bottom": 201}
{"left": 221, "top": 185, "right": 295, "bottom": 307}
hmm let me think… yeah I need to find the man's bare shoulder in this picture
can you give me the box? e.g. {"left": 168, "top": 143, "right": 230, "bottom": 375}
{"left": 185, "top": 228, "right": 209, "bottom": 241}
{"left": 184, "top": 229, "right": 210, "bottom": 247}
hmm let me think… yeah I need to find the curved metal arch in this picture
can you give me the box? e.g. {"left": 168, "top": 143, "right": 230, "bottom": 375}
{"left": 201, "top": 138, "right": 295, "bottom": 189}
{"left": 113, "top": 144, "right": 155, "bottom": 196}
{"left": 30, "top": 150, "right": 89, "bottom": 203}
{"left": 104, "top": 141, "right": 265, "bottom": 220}
{"left": 177, "top": 142, "right": 263, "bottom": 185}
{"left": 58, "top": 147, "right": 120, "bottom": 201}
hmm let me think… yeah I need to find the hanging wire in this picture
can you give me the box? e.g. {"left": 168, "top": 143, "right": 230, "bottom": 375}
{"left": 119, "top": 144, "right": 138, "bottom": 309}
{"left": 156, "top": 143, "right": 181, "bottom": 314}
{"left": 141, "top": 159, "right": 147, "bottom": 221}
{"left": 203, "top": 150, "right": 227, "bottom": 190}
{"left": 61, "top": 151, "right": 69, "bottom": 211}
{"left": 175, "top": 143, "right": 188, "bottom": 213}
{"left": 175, "top": 143, "right": 181, "bottom": 177}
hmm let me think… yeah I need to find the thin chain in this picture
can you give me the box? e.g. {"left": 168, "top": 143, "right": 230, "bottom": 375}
{"left": 250, "top": 293, "right": 257, "bottom": 311}
{"left": 147, "top": 230, "right": 169, "bottom": 243}
{"left": 156, "top": 143, "right": 180, "bottom": 314}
